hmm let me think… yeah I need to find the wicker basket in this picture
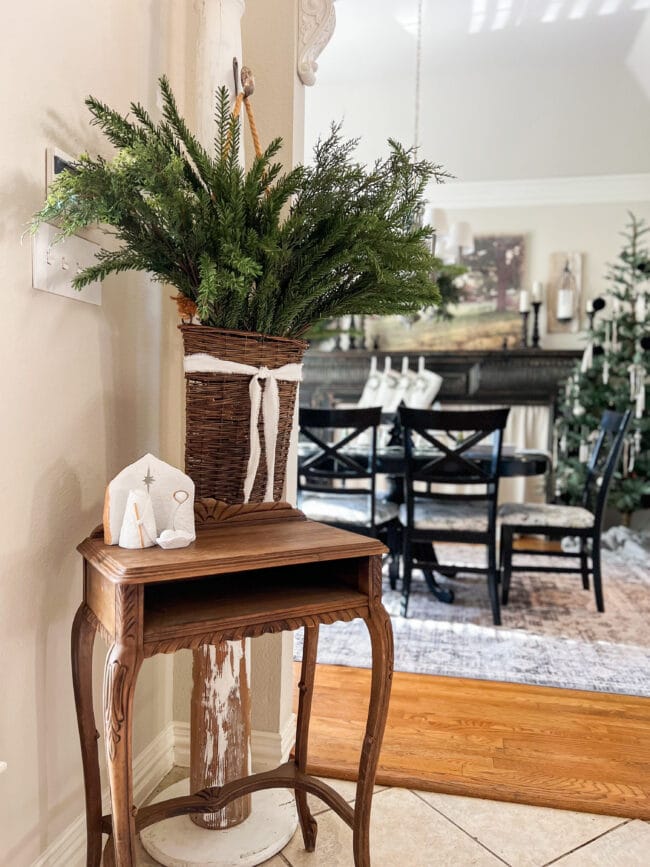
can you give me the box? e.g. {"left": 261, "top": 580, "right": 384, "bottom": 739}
{"left": 181, "top": 325, "right": 308, "bottom": 503}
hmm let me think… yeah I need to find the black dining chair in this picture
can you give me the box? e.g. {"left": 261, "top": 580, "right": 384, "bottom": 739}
{"left": 297, "top": 407, "right": 401, "bottom": 581}
{"left": 499, "top": 409, "right": 631, "bottom": 613}
{"left": 399, "top": 406, "right": 511, "bottom": 624}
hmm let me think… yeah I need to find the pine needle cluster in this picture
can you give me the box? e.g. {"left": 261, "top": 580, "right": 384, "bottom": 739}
{"left": 32, "top": 77, "right": 448, "bottom": 338}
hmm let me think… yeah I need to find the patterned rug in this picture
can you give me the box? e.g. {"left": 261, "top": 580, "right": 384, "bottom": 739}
{"left": 294, "top": 546, "right": 650, "bottom": 696}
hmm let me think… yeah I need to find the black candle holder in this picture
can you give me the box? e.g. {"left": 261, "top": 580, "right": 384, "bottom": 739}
{"left": 587, "top": 296, "right": 606, "bottom": 332}
{"left": 586, "top": 309, "right": 596, "bottom": 332}
{"left": 531, "top": 301, "right": 542, "bottom": 349}
{"left": 349, "top": 315, "right": 357, "bottom": 350}
{"left": 520, "top": 310, "right": 530, "bottom": 348}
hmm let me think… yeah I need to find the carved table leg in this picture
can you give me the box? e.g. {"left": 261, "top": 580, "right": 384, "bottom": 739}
{"left": 295, "top": 624, "right": 319, "bottom": 851}
{"left": 71, "top": 605, "right": 102, "bottom": 867}
{"left": 354, "top": 605, "right": 394, "bottom": 867}
{"left": 104, "top": 587, "right": 143, "bottom": 867}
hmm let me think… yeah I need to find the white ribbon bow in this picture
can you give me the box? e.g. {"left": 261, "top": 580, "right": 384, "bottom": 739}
{"left": 184, "top": 353, "right": 303, "bottom": 502}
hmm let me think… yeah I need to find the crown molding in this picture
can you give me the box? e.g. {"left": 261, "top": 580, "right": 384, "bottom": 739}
{"left": 298, "top": 0, "right": 336, "bottom": 86}
{"left": 430, "top": 173, "right": 650, "bottom": 210}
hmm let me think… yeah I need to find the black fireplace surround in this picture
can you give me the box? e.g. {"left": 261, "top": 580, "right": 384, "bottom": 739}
{"left": 301, "top": 349, "right": 582, "bottom": 409}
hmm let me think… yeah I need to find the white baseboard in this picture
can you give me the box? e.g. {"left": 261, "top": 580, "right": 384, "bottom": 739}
{"left": 31, "top": 715, "right": 297, "bottom": 866}
{"left": 252, "top": 713, "right": 297, "bottom": 771}
{"left": 31, "top": 723, "right": 175, "bottom": 867}
{"left": 173, "top": 713, "right": 297, "bottom": 772}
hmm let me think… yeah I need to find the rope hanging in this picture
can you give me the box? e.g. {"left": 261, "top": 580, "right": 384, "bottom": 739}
{"left": 174, "top": 65, "right": 265, "bottom": 320}
{"left": 228, "top": 65, "right": 263, "bottom": 158}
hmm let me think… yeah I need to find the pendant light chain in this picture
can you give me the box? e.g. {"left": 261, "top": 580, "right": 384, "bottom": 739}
{"left": 414, "top": 0, "right": 424, "bottom": 151}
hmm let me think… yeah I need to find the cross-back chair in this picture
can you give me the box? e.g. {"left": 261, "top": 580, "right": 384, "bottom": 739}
{"left": 499, "top": 409, "right": 631, "bottom": 612}
{"left": 399, "top": 406, "right": 511, "bottom": 624}
{"left": 297, "top": 407, "right": 401, "bottom": 580}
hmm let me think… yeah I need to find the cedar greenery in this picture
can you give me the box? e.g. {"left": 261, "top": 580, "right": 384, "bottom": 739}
{"left": 32, "top": 76, "right": 449, "bottom": 337}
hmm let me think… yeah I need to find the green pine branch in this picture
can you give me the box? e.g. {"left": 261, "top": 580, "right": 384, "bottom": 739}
{"left": 32, "top": 77, "right": 447, "bottom": 339}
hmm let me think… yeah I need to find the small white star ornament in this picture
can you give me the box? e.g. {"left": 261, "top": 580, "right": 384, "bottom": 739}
{"left": 103, "top": 453, "right": 195, "bottom": 549}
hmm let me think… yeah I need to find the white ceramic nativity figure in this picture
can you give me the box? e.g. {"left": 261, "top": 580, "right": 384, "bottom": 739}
{"left": 103, "top": 454, "right": 196, "bottom": 549}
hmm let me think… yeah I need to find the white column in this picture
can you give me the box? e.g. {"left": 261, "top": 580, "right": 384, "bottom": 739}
{"left": 242, "top": 0, "right": 307, "bottom": 772}
{"left": 143, "top": 2, "right": 297, "bottom": 863}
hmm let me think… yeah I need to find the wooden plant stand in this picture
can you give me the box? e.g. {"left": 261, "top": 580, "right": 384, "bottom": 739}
{"left": 72, "top": 501, "right": 393, "bottom": 867}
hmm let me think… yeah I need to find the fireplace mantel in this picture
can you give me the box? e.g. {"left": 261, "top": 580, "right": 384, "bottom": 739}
{"left": 301, "top": 348, "right": 582, "bottom": 408}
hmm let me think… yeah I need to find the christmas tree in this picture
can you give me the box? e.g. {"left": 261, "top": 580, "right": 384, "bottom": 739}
{"left": 555, "top": 213, "right": 650, "bottom": 521}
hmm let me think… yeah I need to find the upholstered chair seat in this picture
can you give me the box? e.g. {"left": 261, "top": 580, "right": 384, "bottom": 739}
{"left": 499, "top": 410, "right": 631, "bottom": 615}
{"left": 399, "top": 500, "right": 488, "bottom": 533}
{"left": 299, "top": 492, "right": 399, "bottom": 527}
{"left": 499, "top": 502, "right": 594, "bottom": 529}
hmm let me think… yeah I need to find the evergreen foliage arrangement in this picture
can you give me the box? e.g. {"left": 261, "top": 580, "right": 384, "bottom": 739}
{"left": 32, "top": 77, "right": 450, "bottom": 338}
{"left": 555, "top": 214, "right": 650, "bottom": 518}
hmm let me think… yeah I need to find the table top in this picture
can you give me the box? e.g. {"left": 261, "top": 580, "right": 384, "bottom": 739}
{"left": 298, "top": 442, "right": 551, "bottom": 478}
{"left": 78, "top": 516, "right": 386, "bottom": 585}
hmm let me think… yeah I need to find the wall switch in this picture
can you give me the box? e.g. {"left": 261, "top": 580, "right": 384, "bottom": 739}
{"left": 32, "top": 223, "right": 102, "bottom": 305}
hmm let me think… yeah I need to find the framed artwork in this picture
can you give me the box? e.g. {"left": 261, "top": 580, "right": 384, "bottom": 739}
{"left": 547, "top": 252, "right": 583, "bottom": 334}
{"left": 371, "top": 234, "right": 526, "bottom": 351}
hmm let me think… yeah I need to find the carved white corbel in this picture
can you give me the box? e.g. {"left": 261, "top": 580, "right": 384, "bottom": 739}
{"left": 298, "top": 0, "right": 336, "bottom": 86}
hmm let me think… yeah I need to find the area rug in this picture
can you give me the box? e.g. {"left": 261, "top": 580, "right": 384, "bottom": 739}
{"left": 294, "top": 545, "right": 650, "bottom": 697}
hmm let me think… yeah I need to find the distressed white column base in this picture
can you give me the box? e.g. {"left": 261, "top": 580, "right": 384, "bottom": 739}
{"left": 140, "top": 780, "right": 298, "bottom": 867}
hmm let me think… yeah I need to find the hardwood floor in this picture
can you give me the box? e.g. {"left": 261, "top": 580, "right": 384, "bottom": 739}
{"left": 298, "top": 663, "right": 650, "bottom": 820}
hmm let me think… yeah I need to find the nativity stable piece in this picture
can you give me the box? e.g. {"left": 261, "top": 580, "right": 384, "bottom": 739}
{"left": 103, "top": 454, "right": 195, "bottom": 550}
{"left": 73, "top": 504, "right": 393, "bottom": 867}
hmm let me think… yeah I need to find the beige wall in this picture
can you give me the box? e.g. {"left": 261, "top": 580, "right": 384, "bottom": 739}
{"left": 446, "top": 202, "right": 650, "bottom": 351}
{"left": 0, "top": 1, "right": 191, "bottom": 862}
{"left": 373, "top": 200, "right": 650, "bottom": 352}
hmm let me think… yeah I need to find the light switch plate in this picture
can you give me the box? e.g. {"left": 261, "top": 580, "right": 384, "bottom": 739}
{"left": 32, "top": 223, "right": 102, "bottom": 305}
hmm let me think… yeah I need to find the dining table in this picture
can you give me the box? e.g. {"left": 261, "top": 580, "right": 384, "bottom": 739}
{"left": 297, "top": 440, "right": 551, "bottom": 604}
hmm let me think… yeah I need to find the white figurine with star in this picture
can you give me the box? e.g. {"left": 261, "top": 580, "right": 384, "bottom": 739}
{"left": 103, "top": 454, "right": 196, "bottom": 549}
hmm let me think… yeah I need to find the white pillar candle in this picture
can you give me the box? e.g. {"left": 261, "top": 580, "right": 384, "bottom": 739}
{"left": 637, "top": 384, "right": 645, "bottom": 420}
{"left": 519, "top": 289, "right": 530, "bottom": 312}
{"left": 580, "top": 340, "right": 593, "bottom": 373}
{"left": 532, "top": 281, "right": 543, "bottom": 303}
{"left": 557, "top": 288, "right": 574, "bottom": 321}
{"left": 635, "top": 293, "right": 646, "bottom": 322}
{"left": 586, "top": 299, "right": 594, "bottom": 314}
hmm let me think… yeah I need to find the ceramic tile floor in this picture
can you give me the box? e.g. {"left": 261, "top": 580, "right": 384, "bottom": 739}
{"left": 130, "top": 769, "right": 650, "bottom": 866}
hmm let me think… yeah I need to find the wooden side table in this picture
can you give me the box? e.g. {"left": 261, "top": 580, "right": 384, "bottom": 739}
{"left": 72, "top": 501, "right": 393, "bottom": 867}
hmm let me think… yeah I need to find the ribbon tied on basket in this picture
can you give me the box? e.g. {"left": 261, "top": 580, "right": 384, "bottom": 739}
{"left": 183, "top": 353, "right": 303, "bottom": 502}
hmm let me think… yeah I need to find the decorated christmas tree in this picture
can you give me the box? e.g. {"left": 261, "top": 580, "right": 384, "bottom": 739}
{"left": 554, "top": 214, "right": 650, "bottom": 521}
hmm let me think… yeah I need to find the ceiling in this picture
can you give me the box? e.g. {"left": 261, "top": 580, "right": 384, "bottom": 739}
{"left": 321, "top": 0, "right": 650, "bottom": 81}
